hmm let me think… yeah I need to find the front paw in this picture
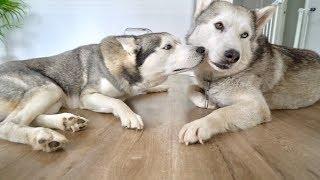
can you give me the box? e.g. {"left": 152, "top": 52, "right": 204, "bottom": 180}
{"left": 178, "top": 119, "right": 213, "bottom": 145}
{"left": 119, "top": 112, "right": 144, "bottom": 130}
{"left": 146, "top": 85, "right": 169, "bottom": 93}
{"left": 188, "top": 88, "right": 217, "bottom": 109}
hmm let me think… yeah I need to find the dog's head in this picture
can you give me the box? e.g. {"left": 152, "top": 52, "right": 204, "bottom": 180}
{"left": 101, "top": 32, "right": 205, "bottom": 87}
{"left": 187, "top": 0, "right": 276, "bottom": 75}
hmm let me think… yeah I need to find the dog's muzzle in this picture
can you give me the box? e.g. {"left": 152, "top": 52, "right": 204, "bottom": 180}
{"left": 211, "top": 49, "right": 240, "bottom": 70}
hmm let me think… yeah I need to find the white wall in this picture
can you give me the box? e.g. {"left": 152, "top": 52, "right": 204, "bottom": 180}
{"left": 0, "top": 0, "right": 194, "bottom": 60}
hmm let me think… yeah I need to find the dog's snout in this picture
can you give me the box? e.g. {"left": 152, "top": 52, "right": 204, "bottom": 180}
{"left": 224, "top": 49, "right": 240, "bottom": 63}
{"left": 196, "top": 46, "right": 206, "bottom": 55}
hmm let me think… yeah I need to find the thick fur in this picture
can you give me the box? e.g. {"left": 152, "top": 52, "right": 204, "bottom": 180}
{"left": 0, "top": 32, "right": 205, "bottom": 152}
{"left": 179, "top": 0, "right": 320, "bottom": 145}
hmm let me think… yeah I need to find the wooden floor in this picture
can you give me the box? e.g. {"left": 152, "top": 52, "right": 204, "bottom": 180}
{"left": 0, "top": 75, "right": 320, "bottom": 180}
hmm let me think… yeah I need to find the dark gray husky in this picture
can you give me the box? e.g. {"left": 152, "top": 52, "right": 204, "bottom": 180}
{"left": 0, "top": 32, "right": 205, "bottom": 152}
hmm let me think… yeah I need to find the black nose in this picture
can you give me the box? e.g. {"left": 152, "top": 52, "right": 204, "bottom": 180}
{"left": 224, "top": 49, "right": 240, "bottom": 63}
{"left": 196, "top": 46, "right": 206, "bottom": 54}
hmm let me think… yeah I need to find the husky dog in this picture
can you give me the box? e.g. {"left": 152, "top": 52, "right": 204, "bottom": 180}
{"left": 179, "top": 0, "right": 320, "bottom": 144}
{"left": 0, "top": 32, "right": 206, "bottom": 152}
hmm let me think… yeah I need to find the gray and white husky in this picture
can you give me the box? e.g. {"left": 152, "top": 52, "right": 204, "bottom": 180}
{"left": 0, "top": 32, "right": 205, "bottom": 152}
{"left": 179, "top": 0, "right": 320, "bottom": 145}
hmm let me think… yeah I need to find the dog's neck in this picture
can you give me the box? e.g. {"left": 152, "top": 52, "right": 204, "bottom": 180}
{"left": 101, "top": 55, "right": 167, "bottom": 95}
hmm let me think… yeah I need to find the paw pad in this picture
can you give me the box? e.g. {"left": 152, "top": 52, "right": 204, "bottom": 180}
{"left": 32, "top": 128, "right": 67, "bottom": 152}
{"left": 62, "top": 115, "right": 89, "bottom": 132}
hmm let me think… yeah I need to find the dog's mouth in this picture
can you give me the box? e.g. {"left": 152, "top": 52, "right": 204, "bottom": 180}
{"left": 207, "top": 59, "right": 233, "bottom": 70}
{"left": 173, "top": 68, "right": 188, "bottom": 72}
{"left": 173, "top": 57, "right": 205, "bottom": 73}
{"left": 212, "top": 62, "right": 232, "bottom": 70}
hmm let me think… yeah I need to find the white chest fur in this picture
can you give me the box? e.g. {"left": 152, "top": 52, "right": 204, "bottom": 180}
{"left": 99, "top": 78, "right": 124, "bottom": 97}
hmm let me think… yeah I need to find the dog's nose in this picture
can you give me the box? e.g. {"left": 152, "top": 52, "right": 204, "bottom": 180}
{"left": 224, "top": 49, "right": 240, "bottom": 63}
{"left": 196, "top": 46, "right": 206, "bottom": 55}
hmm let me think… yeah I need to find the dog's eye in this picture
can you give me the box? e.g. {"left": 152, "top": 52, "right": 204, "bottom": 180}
{"left": 240, "top": 32, "right": 249, "bottom": 39}
{"left": 214, "top": 22, "right": 224, "bottom": 31}
{"left": 163, "top": 44, "right": 172, "bottom": 50}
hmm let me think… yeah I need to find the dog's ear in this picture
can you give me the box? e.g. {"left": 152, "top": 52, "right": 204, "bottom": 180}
{"left": 116, "top": 36, "right": 139, "bottom": 56}
{"left": 194, "top": 0, "right": 213, "bottom": 19}
{"left": 100, "top": 36, "right": 138, "bottom": 76}
{"left": 254, "top": 5, "right": 277, "bottom": 32}
{"left": 193, "top": 0, "right": 233, "bottom": 19}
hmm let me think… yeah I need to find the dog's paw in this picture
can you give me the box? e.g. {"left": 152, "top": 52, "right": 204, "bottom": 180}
{"left": 146, "top": 85, "right": 169, "bottom": 93}
{"left": 61, "top": 113, "right": 89, "bottom": 132}
{"left": 178, "top": 119, "right": 213, "bottom": 145}
{"left": 119, "top": 112, "right": 144, "bottom": 130}
{"left": 29, "top": 127, "right": 68, "bottom": 152}
{"left": 189, "top": 88, "right": 217, "bottom": 110}
{"left": 193, "top": 99, "right": 217, "bottom": 109}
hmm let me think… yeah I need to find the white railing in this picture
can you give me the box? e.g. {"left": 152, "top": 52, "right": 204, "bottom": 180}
{"left": 263, "top": 0, "right": 287, "bottom": 45}
{"left": 293, "top": 7, "right": 316, "bottom": 48}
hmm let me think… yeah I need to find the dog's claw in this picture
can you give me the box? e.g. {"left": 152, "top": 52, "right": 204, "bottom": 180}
{"left": 179, "top": 119, "right": 213, "bottom": 145}
{"left": 119, "top": 113, "right": 144, "bottom": 130}
{"left": 199, "top": 139, "right": 204, "bottom": 144}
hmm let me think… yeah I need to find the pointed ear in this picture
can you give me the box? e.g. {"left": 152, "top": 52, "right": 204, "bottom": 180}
{"left": 100, "top": 36, "right": 138, "bottom": 76}
{"left": 194, "top": 0, "right": 213, "bottom": 19}
{"left": 255, "top": 5, "right": 277, "bottom": 31}
{"left": 193, "top": 0, "right": 233, "bottom": 19}
{"left": 116, "top": 36, "right": 138, "bottom": 55}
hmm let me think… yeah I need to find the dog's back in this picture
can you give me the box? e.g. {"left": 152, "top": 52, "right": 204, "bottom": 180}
{"left": 264, "top": 45, "right": 320, "bottom": 109}
{"left": 0, "top": 44, "right": 102, "bottom": 97}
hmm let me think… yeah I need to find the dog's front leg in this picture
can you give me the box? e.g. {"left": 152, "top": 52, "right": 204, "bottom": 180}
{"left": 80, "top": 93, "right": 143, "bottom": 129}
{"left": 179, "top": 93, "right": 271, "bottom": 145}
{"left": 188, "top": 85, "right": 217, "bottom": 109}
